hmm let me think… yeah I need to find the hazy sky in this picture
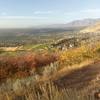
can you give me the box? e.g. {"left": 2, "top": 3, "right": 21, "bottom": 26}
{"left": 0, "top": 0, "right": 100, "bottom": 28}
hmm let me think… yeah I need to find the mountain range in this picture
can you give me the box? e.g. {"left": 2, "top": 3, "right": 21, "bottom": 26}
{"left": 45, "top": 18, "right": 100, "bottom": 29}
{"left": 0, "top": 18, "right": 100, "bottom": 37}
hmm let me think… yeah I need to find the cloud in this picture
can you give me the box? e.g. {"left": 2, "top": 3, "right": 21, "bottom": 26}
{"left": 64, "top": 9, "right": 100, "bottom": 16}
{"left": 81, "top": 9, "right": 100, "bottom": 13}
{"left": 64, "top": 12, "right": 77, "bottom": 15}
{"left": 0, "top": 16, "right": 48, "bottom": 19}
{"left": 33, "top": 11, "right": 53, "bottom": 14}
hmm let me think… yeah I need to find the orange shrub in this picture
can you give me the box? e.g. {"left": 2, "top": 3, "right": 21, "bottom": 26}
{"left": 0, "top": 52, "right": 58, "bottom": 81}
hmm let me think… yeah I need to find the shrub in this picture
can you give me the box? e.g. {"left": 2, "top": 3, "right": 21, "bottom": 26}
{"left": 0, "top": 52, "right": 58, "bottom": 81}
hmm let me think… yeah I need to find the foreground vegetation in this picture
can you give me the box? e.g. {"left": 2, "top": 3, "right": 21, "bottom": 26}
{"left": 1, "top": 82, "right": 100, "bottom": 100}
{"left": 1, "top": 42, "right": 100, "bottom": 100}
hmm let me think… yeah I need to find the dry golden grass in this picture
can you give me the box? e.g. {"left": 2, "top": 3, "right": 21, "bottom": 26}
{"left": 1, "top": 43, "right": 100, "bottom": 100}
{"left": 0, "top": 82, "right": 99, "bottom": 100}
{"left": 80, "top": 22, "right": 100, "bottom": 33}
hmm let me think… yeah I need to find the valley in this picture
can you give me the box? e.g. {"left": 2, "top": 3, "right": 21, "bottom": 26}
{"left": 1, "top": 18, "right": 100, "bottom": 100}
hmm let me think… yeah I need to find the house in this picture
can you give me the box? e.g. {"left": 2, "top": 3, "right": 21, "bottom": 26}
{"left": 51, "top": 37, "right": 89, "bottom": 50}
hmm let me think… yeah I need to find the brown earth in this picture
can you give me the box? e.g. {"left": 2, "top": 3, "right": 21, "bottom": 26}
{"left": 54, "top": 61, "right": 100, "bottom": 90}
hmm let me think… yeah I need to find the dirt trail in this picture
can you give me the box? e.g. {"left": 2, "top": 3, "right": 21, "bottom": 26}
{"left": 54, "top": 62, "right": 100, "bottom": 89}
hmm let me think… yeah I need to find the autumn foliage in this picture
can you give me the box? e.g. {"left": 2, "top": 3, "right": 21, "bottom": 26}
{"left": 0, "top": 52, "right": 58, "bottom": 81}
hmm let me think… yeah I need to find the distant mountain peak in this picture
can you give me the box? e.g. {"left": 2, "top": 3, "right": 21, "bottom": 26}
{"left": 66, "top": 18, "right": 100, "bottom": 27}
{"left": 44, "top": 18, "right": 100, "bottom": 29}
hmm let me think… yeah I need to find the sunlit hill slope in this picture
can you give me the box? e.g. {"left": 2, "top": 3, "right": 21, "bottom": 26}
{"left": 80, "top": 22, "right": 100, "bottom": 33}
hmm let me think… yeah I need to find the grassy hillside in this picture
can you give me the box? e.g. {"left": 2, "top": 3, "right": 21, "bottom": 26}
{"left": 1, "top": 26, "right": 100, "bottom": 100}
{"left": 80, "top": 22, "right": 100, "bottom": 33}
{"left": 1, "top": 42, "right": 100, "bottom": 100}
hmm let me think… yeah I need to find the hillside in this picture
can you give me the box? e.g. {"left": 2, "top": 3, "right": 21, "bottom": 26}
{"left": 0, "top": 18, "right": 99, "bottom": 37}
{"left": 66, "top": 18, "right": 100, "bottom": 27}
{"left": 40, "top": 18, "right": 100, "bottom": 29}
{"left": 80, "top": 22, "right": 100, "bottom": 33}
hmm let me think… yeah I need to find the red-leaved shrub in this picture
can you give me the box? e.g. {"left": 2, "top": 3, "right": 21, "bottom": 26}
{"left": 0, "top": 52, "right": 58, "bottom": 81}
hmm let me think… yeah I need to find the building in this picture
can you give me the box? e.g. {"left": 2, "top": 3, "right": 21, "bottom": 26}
{"left": 51, "top": 37, "right": 89, "bottom": 50}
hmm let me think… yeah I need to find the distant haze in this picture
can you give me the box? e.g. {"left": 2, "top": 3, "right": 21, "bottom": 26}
{"left": 0, "top": 0, "right": 100, "bottom": 28}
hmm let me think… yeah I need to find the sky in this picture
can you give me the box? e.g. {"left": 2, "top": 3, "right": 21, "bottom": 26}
{"left": 0, "top": 0, "right": 100, "bottom": 28}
